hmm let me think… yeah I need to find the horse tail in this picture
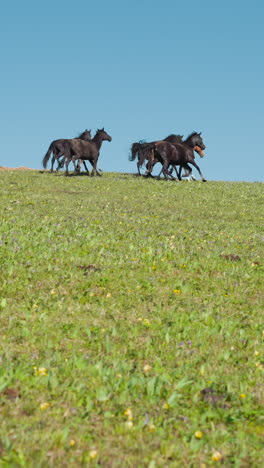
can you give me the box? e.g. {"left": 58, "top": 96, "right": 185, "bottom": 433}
{"left": 129, "top": 142, "right": 141, "bottom": 161}
{"left": 129, "top": 142, "right": 154, "bottom": 161}
{"left": 42, "top": 142, "right": 54, "bottom": 169}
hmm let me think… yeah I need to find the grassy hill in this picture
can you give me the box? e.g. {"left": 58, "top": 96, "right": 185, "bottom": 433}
{"left": 0, "top": 171, "right": 263, "bottom": 467}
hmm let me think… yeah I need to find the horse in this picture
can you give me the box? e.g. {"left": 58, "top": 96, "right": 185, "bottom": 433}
{"left": 151, "top": 132, "right": 206, "bottom": 181}
{"left": 64, "top": 128, "right": 112, "bottom": 176}
{"left": 129, "top": 134, "right": 184, "bottom": 176}
{"left": 42, "top": 129, "right": 92, "bottom": 172}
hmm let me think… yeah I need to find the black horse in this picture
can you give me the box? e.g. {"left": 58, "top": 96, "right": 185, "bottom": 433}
{"left": 152, "top": 132, "right": 206, "bottom": 181}
{"left": 130, "top": 134, "right": 183, "bottom": 176}
{"left": 42, "top": 129, "right": 92, "bottom": 172}
{"left": 64, "top": 128, "right": 112, "bottom": 176}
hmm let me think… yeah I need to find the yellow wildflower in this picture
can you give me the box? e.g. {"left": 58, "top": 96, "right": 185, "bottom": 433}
{"left": 34, "top": 367, "right": 48, "bottom": 376}
{"left": 89, "top": 450, "right": 98, "bottom": 459}
{"left": 40, "top": 402, "right": 50, "bottom": 410}
{"left": 211, "top": 451, "right": 222, "bottom": 461}
{"left": 195, "top": 430, "right": 203, "bottom": 439}
{"left": 240, "top": 393, "right": 246, "bottom": 399}
{"left": 148, "top": 424, "right": 156, "bottom": 432}
{"left": 125, "top": 421, "right": 133, "bottom": 428}
{"left": 69, "top": 439, "right": 76, "bottom": 447}
{"left": 124, "top": 408, "right": 133, "bottom": 420}
{"left": 163, "top": 402, "right": 169, "bottom": 410}
{"left": 173, "top": 289, "right": 181, "bottom": 295}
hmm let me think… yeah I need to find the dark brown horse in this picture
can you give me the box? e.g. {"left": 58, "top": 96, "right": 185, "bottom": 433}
{"left": 65, "top": 128, "right": 112, "bottom": 176}
{"left": 152, "top": 132, "right": 206, "bottom": 181}
{"left": 130, "top": 134, "right": 183, "bottom": 176}
{"left": 42, "top": 129, "right": 92, "bottom": 172}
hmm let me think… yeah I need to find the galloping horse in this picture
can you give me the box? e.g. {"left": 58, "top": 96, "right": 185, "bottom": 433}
{"left": 64, "top": 128, "right": 112, "bottom": 176}
{"left": 130, "top": 134, "right": 183, "bottom": 176}
{"left": 42, "top": 129, "right": 92, "bottom": 172}
{"left": 151, "top": 132, "right": 206, "bottom": 181}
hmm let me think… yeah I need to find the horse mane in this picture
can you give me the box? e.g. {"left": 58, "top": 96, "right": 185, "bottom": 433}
{"left": 163, "top": 134, "right": 183, "bottom": 142}
{"left": 164, "top": 134, "right": 183, "bottom": 139}
{"left": 185, "top": 131, "right": 199, "bottom": 140}
{"left": 77, "top": 129, "right": 91, "bottom": 139}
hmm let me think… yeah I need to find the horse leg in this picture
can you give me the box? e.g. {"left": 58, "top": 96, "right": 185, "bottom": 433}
{"left": 173, "top": 165, "right": 180, "bottom": 180}
{"left": 90, "top": 160, "right": 97, "bottom": 176}
{"left": 146, "top": 159, "right": 157, "bottom": 178}
{"left": 73, "top": 159, "right": 82, "bottom": 173}
{"left": 137, "top": 158, "right": 142, "bottom": 176}
{"left": 51, "top": 149, "right": 61, "bottom": 172}
{"left": 179, "top": 163, "right": 191, "bottom": 180}
{"left": 160, "top": 164, "right": 178, "bottom": 180}
{"left": 93, "top": 159, "right": 102, "bottom": 176}
{"left": 52, "top": 148, "right": 65, "bottom": 172}
{"left": 57, "top": 156, "right": 66, "bottom": 170}
{"left": 177, "top": 166, "right": 183, "bottom": 180}
{"left": 64, "top": 148, "right": 72, "bottom": 176}
{"left": 137, "top": 150, "right": 146, "bottom": 176}
{"left": 50, "top": 154, "right": 55, "bottom": 173}
{"left": 145, "top": 149, "right": 155, "bottom": 177}
{"left": 162, "top": 160, "right": 175, "bottom": 180}
{"left": 82, "top": 161, "right": 89, "bottom": 175}
{"left": 145, "top": 159, "right": 151, "bottom": 177}
{"left": 64, "top": 156, "right": 71, "bottom": 176}
{"left": 157, "top": 165, "right": 163, "bottom": 178}
{"left": 73, "top": 157, "right": 83, "bottom": 174}
{"left": 189, "top": 161, "right": 206, "bottom": 182}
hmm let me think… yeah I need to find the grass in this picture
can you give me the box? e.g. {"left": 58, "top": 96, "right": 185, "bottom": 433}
{"left": 0, "top": 170, "right": 263, "bottom": 467}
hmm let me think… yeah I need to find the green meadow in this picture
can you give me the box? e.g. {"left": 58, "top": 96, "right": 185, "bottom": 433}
{"left": 0, "top": 171, "right": 263, "bottom": 467}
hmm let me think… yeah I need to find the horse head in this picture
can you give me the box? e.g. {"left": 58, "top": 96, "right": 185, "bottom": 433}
{"left": 78, "top": 129, "right": 92, "bottom": 141}
{"left": 185, "top": 132, "right": 206, "bottom": 156}
{"left": 96, "top": 128, "right": 112, "bottom": 142}
{"left": 193, "top": 132, "right": 206, "bottom": 150}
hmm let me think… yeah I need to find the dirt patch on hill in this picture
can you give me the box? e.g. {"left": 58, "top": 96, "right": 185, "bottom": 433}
{"left": 0, "top": 167, "right": 38, "bottom": 171}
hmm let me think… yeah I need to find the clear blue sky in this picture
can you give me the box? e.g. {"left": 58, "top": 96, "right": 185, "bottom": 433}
{"left": 1, "top": 0, "right": 263, "bottom": 181}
